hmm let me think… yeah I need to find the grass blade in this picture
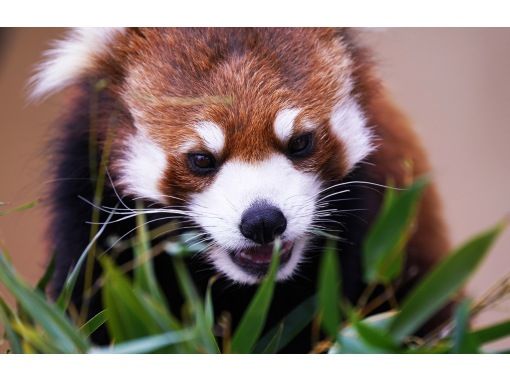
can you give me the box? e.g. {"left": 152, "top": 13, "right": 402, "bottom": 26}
{"left": 452, "top": 299, "right": 479, "bottom": 353}
{"left": 254, "top": 295, "right": 317, "bottom": 353}
{"left": 318, "top": 240, "right": 341, "bottom": 338}
{"left": 363, "top": 178, "right": 428, "bottom": 284}
{"left": 36, "top": 254, "right": 55, "bottom": 293}
{"left": 173, "top": 257, "right": 220, "bottom": 353}
{"left": 0, "top": 252, "right": 89, "bottom": 352}
{"left": 101, "top": 258, "right": 173, "bottom": 343}
{"left": 389, "top": 222, "right": 505, "bottom": 342}
{"left": 80, "top": 309, "right": 107, "bottom": 337}
{"left": 468, "top": 319, "right": 510, "bottom": 346}
{"left": 133, "top": 203, "right": 166, "bottom": 305}
{"left": 231, "top": 242, "right": 280, "bottom": 354}
{"left": 56, "top": 210, "right": 114, "bottom": 310}
{"left": 0, "top": 298, "right": 22, "bottom": 353}
{"left": 91, "top": 329, "right": 196, "bottom": 354}
{"left": 205, "top": 275, "right": 218, "bottom": 330}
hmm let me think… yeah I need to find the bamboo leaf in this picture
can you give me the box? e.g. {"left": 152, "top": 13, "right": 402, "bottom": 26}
{"left": 56, "top": 210, "right": 114, "bottom": 310}
{"left": 205, "top": 275, "right": 218, "bottom": 330}
{"left": 0, "top": 252, "right": 89, "bottom": 352}
{"left": 173, "top": 257, "right": 220, "bottom": 353}
{"left": 36, "top": 254, "right": 56, "bottom": 293}
{"left": 452, "top": 299, "right": 479, "bottom": 353}
{"left": 231, "top": 242, "right": 280, "bottom": 354}
{"left": 333, "top": 311, "right": 396, "bottom": 354}
{"left": 363, "top": 178, "right": 428, "bottom": 284}
{"left": 254, "top": 295, "right": 317, "bottom": 353}
{"left": 318, "top": 240, "right": 341, "bottom": 338}
{"left": 0, "top": 298, "right": 22, "bottom": 354}
{"left": 90, "top": 329, "right": 195, "bottom": 354}
{"left": 80, "top": 310, "right": 107, "bottom": 337}
{"left": 101, "top": 258, "right": 172, "bottom": 343}
{"left": 389, "top": 222, "right": 505, "bottom": 342}
{"left": 132, "top": 202, "right": 166, "bottom": 305}
{"left": 468, "top": 319, "right": 510, "bottom": 345}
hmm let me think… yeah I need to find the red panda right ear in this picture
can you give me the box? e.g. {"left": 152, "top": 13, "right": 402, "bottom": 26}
{"left": 28, "top": 27, "right": 126, "bottom": 101}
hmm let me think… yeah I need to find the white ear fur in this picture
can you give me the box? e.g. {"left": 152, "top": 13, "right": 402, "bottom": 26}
{"left": 330, "top": 98, "right": 376, "bottom": 171}
{"left": 29, "top": 27, "right": 126, "bottom": 100}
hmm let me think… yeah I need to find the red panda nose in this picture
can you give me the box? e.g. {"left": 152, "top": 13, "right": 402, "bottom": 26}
{"left": 240, "top": 202, "right": 287, "bottom": 245}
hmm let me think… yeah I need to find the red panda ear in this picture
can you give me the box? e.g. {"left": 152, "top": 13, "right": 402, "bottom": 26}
{"left": 329, "top": 97, "right": 377, "bottom": 173}
{"left": 28, "top": 27, "right": 126, "bottom": 101}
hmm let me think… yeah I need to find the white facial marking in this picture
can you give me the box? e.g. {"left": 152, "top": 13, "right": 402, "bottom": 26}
{"left": 194, "top": 121, "right": 225, "bottom": 155}
{"left": 117, "top": 129, "right": 167, "bottom": 202}
{"left": 274, "top": 108, "right": 301, "bottom": 142}
{"left": 30, "top": 27, "right": 126, "bottom": 100}
{"left": 330, "top": 98, "right": 375, "bottom": 171}
{"left": 189, "top": 154, "right": 321, "bottom": 284}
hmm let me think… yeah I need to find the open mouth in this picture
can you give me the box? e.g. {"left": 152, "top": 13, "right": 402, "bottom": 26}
{"left": 229, "top": 241, "right": 294, "bottom": 276}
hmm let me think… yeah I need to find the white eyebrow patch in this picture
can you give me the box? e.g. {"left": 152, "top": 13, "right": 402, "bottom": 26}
{"left": 274, "top": 108, "right": 301, "bottom": 142}
{"left": 330, "top": 98, "right": 375, "bottom": 171}
{"left": 194, "top": 121, "right": 225, "bottom": 154}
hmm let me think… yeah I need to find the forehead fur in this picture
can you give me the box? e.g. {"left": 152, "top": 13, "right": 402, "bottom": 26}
{"left": 33, "top": 28, "right": 375, "bottom": 181}
{"left": 116, "top": 29, "right": 359, "bottom": 160}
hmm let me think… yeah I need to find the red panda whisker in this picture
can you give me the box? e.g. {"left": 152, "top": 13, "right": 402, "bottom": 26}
{"left": 101, "top": 215, "right": 189, "bottom": 255}
{"left": 316, "top": 180, "right": 404, "bottom": 197}
{"left": 105, "top": 168, "right": 134, "bottom": 213}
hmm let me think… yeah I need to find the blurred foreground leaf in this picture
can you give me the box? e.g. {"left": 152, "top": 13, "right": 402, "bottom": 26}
{"left": 318, "top": 240, "right": 341, "bottom": 338}
{"left": 363, "top": 178, "right": 428, "bottom": 284}
{"left": 389, "top": 222, "right": 505, "bottom": 342}
{"left": 231, "top": 242, "right": 280, "bottom": 354}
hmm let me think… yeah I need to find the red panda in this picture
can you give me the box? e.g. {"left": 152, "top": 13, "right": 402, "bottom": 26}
{"left": 32, "top": 28, "right": 450, "bottom": 352}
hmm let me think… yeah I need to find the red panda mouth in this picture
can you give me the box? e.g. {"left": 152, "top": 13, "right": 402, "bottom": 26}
{"left": 229, "top": 241, "right": 294, "bottom": 276}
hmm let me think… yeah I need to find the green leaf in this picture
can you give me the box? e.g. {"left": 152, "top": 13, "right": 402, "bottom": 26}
{"left": 354, "top": 321, "right": 400, "bottom": 352}
{"left": 173, "top": 257, "right": 220, "bottom": 353}
{"left": 0, "top": 200, "right": 38, "bottom": 216}
{"left": 260, "top": 323, "right": 284, "bottom": 354}
{"left": 334, "top": 311, "right": 397, "bottom": 354}
{"left": 363, "top": 178, "right": 428, "bottom": 284}
{"left": 318, "top": 240, "right": 341, "bottom": 338}
{"left": 468, "top": 319, "right": 510, "bottom": 345}
{"left": 0, "top": 252, "right": 89, "bottom": 353}
{"left": 205, "top": 275, "right": 218, "bottom": 330}
{"left": 254, "top": 295, "right": 317, "bottom": 353}
{"left": 90, "top": 328, "right": 196, "bottom": 354}
{"left": 132, "top": 202, "right": 166, "bottom": 305}
{"left": 56, "top": 210, "right": 114, "bottom": 310}
{"left": 231, "top": 242, "right": 280, "bottom": 354}
{"left": 101, "top": 258, "right": 173, "bottom": 343}
{"left": 12, "top": 321, "right": 65, "bottom": 353}
{"left": 452, "top": 299, "right": 479, "bottom": 353}
{"left": 80, "top": 310, "right": 107, "bottom": 337}
{"left": 36, "top": 254, "right": 56, "bottom": 293}
{"left": 389, "top": 222, "right": 505, "bottom": 342}
{"left": 0, "top": 298, "right": 22, "bottom": 354}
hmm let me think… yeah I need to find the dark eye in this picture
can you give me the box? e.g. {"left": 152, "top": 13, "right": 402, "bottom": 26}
{"left": 287, "top": 133, "right": 314, "bottom": 158}
{"left": 187, "top": 153, "right": 217, "bottom": 174}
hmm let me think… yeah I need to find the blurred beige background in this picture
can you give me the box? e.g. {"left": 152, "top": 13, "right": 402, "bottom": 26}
{"left": 0, "top": 29, "right": 509, "bottom": 338}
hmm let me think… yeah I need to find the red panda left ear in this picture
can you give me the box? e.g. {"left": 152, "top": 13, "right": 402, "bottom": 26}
{"left": 329, "top": 96, "right": 377, "bottom": 173}
{"left": 28, "top": 27, "right": 126, "bottom": 101}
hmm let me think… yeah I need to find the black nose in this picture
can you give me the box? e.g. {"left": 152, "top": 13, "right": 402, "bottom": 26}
{"left": 239, "top": 202, "right": 287, "bottom": 244}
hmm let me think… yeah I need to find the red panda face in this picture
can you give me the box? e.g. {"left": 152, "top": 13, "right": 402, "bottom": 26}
{"left": 32, "top": 28, "right": 376, "bottom": 284}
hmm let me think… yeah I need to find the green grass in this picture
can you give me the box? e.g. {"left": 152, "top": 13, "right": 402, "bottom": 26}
{"left": 0, "top": 179, "right": 509, "bottom": 354}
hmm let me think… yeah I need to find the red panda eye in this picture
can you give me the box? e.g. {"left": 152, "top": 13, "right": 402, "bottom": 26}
{"left": 287, "top": 132, "right": 314, "bottom": 158}
{"left": 187, "top": 153, "right": 217, "bottom": 174}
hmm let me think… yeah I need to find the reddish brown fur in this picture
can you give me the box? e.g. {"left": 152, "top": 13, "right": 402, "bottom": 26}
{"left": 66, "top": 27, "right": 450, "bottom": 268}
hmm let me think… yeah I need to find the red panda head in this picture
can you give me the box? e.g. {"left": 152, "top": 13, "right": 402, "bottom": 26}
{"left": 32, "top": 28, "right": 376, "bottom": 284}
